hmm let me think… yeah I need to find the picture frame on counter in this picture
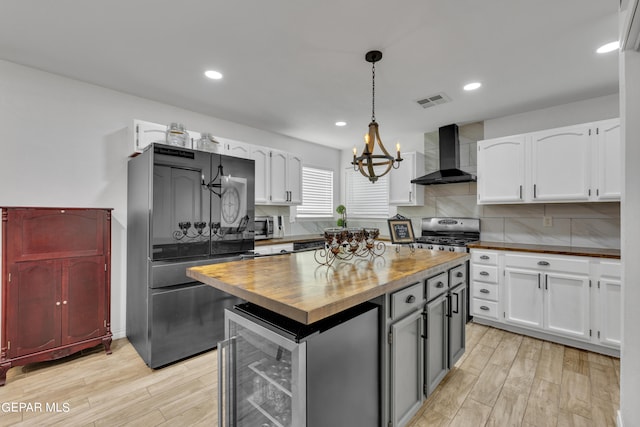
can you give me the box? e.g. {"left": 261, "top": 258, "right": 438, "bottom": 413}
{"left": 387, "top": 218, "right": 415, "bottom": 244}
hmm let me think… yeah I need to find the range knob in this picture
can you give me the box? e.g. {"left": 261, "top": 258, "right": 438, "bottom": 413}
{"left": 438, "top": 246, "right": 445, "bottom": 251}
{"left": 427, "top": 245, "right": 433, "bottom": 250}
{"left": 449, "top": 247, "right": 455, "bottom": 252}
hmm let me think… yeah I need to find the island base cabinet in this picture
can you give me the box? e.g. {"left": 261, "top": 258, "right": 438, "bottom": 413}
{"left": 423, "top": 282, "right": 466, "bottom": 398}
{"left": 425, "top": 294, "right": 448, "bottom": 396}
{"left": 389, "top": 309, "right": 424, "bottom": 427}
{"left": 448, "top": 283, "right": 466, "bottom": 366}
{"left": 219, "top": 302, "right": 379, "bottom": 427}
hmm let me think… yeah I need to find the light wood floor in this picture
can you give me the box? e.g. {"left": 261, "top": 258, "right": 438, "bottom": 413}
{"left": 0, "top": 323, "right": 619, "bottom": 426}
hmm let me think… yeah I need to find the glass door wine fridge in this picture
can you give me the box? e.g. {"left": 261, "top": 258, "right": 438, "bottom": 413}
{"left": 218, "top": 302, "right": 379, "bottom": 427}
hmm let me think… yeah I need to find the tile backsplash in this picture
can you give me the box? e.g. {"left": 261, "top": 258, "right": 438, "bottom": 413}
{"left": 258, "top": 121, "right": 621, "bottom": 250}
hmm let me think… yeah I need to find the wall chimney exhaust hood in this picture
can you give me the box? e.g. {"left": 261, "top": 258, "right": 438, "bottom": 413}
{"left": 411, "top": 124, "right": 476, "bottom": 185}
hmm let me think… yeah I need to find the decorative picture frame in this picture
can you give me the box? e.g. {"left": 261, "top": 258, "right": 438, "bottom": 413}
{"left": 387, "top": 218, "right": 415, "bottom": 244}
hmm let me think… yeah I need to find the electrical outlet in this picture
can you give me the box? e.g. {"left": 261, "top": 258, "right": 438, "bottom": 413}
{"left": 543, "top": 216, "right": 553, "bottom": 227}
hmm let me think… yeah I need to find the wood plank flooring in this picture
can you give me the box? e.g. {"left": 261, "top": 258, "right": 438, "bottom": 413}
{"left": 407, "top": 323, "right": 619, "bottom": 427}
{"left": 0, "top": 323, "right": 619, "bottom": 426}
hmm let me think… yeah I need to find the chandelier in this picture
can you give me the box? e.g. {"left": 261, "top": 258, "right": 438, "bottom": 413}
{"left": 351, "top": 50, "right": 402, "bottom": 183}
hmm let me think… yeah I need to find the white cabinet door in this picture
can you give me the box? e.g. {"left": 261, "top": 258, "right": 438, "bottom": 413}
{"left": 530, "top": 124, "right": 591, "bottom": 201}
{"left": 132, "top": 119, "right": 167, "bottom": 154}
{"left": 504, "top": 268, "right": 543, "bottom": 329}
{"left": 287, "top": 153, "right": 303, "bottom": 205}
{"left": 221, "top": 138, "right": 252, "bottom": 159}
{"left": 477, "top": 136, "right": 526, "bottom": 203}
{"left": 268, "top": 150, "right": 302, "bottom": 205}
{"left": 594, "top": 118, "right": 622, "bottom": 200}
{"left": 270, "top": 150, "right": 289, "bottom": 204}
{"left": 598, "top": 277, "right": 622, "bottom": 348}
{"left": 252, "top": 146, "right": 270, "bottom": 204}
{"left": 389, "top": 152, "right": 425, "bottom": 206}
{"left": 544, "top": 272, "right": 591, "bottom": 341}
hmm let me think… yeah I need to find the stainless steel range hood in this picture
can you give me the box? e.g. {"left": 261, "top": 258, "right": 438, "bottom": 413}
{"left": 411, "top": 124, "right": 477, "bottom": 185}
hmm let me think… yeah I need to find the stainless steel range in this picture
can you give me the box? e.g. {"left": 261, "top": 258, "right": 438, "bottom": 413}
{"left": 416, "top": 217, "right": 480, "bottom": 252}
{"left": 416, "top": 217, "right": 479, "bottom": 322}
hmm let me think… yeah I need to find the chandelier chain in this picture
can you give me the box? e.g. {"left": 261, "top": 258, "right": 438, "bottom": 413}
{"left": 371, "top": 62, "right": 376, "bottom": 122}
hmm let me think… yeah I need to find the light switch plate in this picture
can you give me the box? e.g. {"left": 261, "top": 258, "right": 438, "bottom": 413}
{"left": 543, "top": 216, "right": 553, "bottom": 227}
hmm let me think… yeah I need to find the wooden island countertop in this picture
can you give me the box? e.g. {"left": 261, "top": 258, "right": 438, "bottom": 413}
{"left": 187, "top": 247, "right": 469, "bottom": 325}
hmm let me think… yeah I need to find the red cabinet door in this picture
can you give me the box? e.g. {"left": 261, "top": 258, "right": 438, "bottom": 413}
{"left": 61, "top": 256, "right": 107, "bottom": 345}
{"left": 7, "top": 261, "right": 62, "bottom": 358}
{"left": 5, "top": 208, "right": 106, "bottom": 263}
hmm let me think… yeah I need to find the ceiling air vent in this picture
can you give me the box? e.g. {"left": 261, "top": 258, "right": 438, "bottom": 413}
{"left": 416, "top": 93, "right": 451, "bottom": 109}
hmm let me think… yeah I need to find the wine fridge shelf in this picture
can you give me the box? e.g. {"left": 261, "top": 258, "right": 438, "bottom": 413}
{"left": 248, "top": 360, "right": 292, "bottom": 397}
{"left": 247, "top": 395, "right": 289, "bottom": 427}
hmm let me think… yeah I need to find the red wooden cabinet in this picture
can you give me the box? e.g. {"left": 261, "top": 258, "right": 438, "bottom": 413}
{"left": 1, "top": 207, "right": 112, "bottom": 385}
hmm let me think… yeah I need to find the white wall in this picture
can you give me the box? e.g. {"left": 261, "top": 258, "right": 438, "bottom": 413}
{"left": 0, "top": 59, "right": 341, "bottom": 339}
{"left": 483, "top": 93, "right": 619, "bottom": 139}
{"left": 619, "top": 11, "right": 640, "bottom": 426}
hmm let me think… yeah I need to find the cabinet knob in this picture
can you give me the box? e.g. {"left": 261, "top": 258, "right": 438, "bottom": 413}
{"left": 480, "top": 289, "right": 490, "bottom": 294}
{"left": 436, "top": 282, "right": 445, "bottom": 288}
{"left": 537, "top": 261, "right": 550, "bottom": 266}
{"left": 56, "top": 301, "right": 61, "bottom": 306}
{"left": 63, "top": 300, "right": 68, "bottom": 305}
{"left": 479, "top": 271, "right": 489, "bottom": 276}
{"left": 480, "top": 255, "right": 490, "bottom": 260}
{"left": 480, "top": 305, "right": 490, "bottom": 311}
{"left": 456, "top": 272, "right": 464, "bottom": 277}
{"left": 405, "top": 295, "right": 416, "bottom": 304}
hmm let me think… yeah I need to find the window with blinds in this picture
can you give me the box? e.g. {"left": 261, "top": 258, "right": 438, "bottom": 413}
{"left": 296, "top": 166, "right": 334, "bottom": 217}
{"left": 346, "top": 169, "right": 390, "bottom": 218}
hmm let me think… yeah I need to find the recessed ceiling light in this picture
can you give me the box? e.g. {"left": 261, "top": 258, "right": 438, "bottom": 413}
{"left": 463, "top": 82, "right": 482, "bottom": 91}
{"left": 204, "top": 70, "right": 223, "bottom": 80}
{"left": 335, "top": 121, "right": 347, "bottom": 127}
{"left": 596, "top": 41, "right": 620, "bottom": 54}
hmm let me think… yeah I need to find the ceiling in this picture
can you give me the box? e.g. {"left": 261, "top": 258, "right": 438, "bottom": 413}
{"left": 0, "top": 1, "right": 620, "bottom": 149}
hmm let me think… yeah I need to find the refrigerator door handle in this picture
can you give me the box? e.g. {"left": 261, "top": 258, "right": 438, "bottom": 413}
{"left": 218, "top": 336, "right": 237, "bottom": 427}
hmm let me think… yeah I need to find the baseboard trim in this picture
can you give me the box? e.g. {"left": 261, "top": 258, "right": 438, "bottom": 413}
{"left": 472, "top": 317, "right": 620, "bottom": 357}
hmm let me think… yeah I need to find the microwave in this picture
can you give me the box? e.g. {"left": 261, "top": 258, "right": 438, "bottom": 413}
{"left": 254, "top": 216, "right": 274, "bottom": 240}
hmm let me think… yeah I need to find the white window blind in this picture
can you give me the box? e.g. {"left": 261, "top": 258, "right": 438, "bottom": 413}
{"left": 346, "top": 169, "right": 390, "bottom": 218}
{"left": 296, "top": 166, "right": 334, "bottom": 217}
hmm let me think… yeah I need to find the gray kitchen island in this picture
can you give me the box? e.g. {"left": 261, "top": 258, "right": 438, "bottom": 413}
{"left": 187, "top": 247, "right": 469, "bottom": 427}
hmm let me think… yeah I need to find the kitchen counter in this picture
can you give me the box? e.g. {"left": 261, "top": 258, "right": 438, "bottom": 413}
{"left": 255, "top": 233, "right": 392, "bottom": 247}
{"left": 186, "top": 247, "right": 468, "bottom": 324}
{"left": 467, "top": 241, "right": 620, "bottom": 259}
{"left": 254, "top": 234, "right": 324, "bottom": 246}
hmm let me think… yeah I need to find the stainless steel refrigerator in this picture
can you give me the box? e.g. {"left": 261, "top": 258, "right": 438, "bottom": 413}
{"left": 218, "top": 302, "right": 379, "bottom": 427}
{"left": 127, "top": 143, "right": 255, "bottom": 368}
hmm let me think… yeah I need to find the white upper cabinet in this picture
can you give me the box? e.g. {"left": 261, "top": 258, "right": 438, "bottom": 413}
{"left": 477, "top": 136, "right": 526, "bottom": 203}
{"left": 219, "top": 137, "right": 252, "bottom": 159}
{"left": 477, "top": 118, "right": 621, "bottom": 204}
{"left": 287, "top": 153, "right": 303, "bottom": 204}
{"left": 594, "top": 118, "right": 622, "bottom": 200}
{"left": 389, "top": 152, "right": 425, "bottom": 206}
{"left": 530, "top": 124, "right": 591, "bottom": 202}
{"left": 251, "top": 146, "right": 270, "bottom": 205}
{"left": 269, "top": 150, "right": 302, "bottom": 205}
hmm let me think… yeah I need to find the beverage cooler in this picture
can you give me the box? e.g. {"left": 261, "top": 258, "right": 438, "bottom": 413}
{"left": 218, "top": 302, "right": 379, "bottom": 427}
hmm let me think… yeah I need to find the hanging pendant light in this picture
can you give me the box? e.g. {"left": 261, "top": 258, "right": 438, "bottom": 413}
{"left": 351, "top": 50, "right": 402, "bottom": 183}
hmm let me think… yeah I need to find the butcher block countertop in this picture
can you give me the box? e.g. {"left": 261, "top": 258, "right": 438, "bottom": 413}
{"left": 187, "top": 247, "right": 469, "bottom": 324}
{"left": 254, "top": 234, "right": 324, "bottom": 246}
{"left": 467, "top": 241, "right": 621, "bottom": 259}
